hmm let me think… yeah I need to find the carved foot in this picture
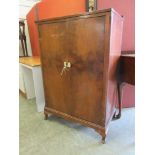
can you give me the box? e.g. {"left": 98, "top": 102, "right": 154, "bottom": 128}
{"left": 102, "top": 136, "right": 106, "bottom": 144}
{"left": 95, "top": 129, "right": 106, "bottom": 144}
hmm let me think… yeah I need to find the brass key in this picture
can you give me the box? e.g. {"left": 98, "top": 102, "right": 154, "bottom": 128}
{"left": 60, "top": 61, "right": 71, "bottom": 76}
{"left": 60, "top": 66, "right": 66, "bottom": 76}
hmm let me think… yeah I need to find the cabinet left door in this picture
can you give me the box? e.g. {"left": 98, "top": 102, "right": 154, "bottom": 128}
{"left": 38, "top": 22, "right": 73, "bottom": 114}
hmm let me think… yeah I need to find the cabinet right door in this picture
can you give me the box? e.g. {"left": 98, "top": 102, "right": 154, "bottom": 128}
{"left": 67, "top": 15, "right": 107, "bottom": 125}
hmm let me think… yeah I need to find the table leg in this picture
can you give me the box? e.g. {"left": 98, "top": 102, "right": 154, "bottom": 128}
{"left": 32, "top": 67, "right": 45, "bottom": 112}
{"left": 113, "top": 83, "right": 125, "bottom": 119}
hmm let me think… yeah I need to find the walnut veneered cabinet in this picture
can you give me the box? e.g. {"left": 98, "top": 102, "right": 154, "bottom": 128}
{"left": 36, "top": 8, "right": 123, "bottom": 143}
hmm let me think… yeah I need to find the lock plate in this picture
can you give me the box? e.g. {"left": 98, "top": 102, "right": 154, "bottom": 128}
{"left": 64, "top": 62, "right": 71, "bottom": 68}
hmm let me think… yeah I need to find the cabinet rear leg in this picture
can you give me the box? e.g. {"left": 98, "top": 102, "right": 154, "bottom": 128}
{"left": 44, "top": 113, "right": 48, "bottom": 120}
{"left": 102, "top": 136, "right": 106, "bottom": 144}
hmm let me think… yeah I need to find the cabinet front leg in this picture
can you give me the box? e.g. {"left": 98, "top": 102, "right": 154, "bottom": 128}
{"left": 95, "top": 129, "right": 106, "bottom": 144}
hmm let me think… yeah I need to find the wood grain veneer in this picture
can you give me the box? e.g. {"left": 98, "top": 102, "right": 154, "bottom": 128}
{"left": 36, "top": 8, "right": 123, "bottom": 143}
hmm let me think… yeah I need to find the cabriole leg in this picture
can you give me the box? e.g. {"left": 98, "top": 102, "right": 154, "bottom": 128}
{"left": 96, "top": 129, "right": 106, "bottom": 144}
{"left": 44, "top": 113, "right": 48, "bottom": 120}
{"left": 113, "top": 82, "right": 125, "bottom": 120}
{"left": 102, "top": 136, "right": 106, "bottom": 144}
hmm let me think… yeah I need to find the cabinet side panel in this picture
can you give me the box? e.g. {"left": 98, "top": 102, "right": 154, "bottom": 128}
{"left": 105, "top": 12, "right": 123, "bottom": 128}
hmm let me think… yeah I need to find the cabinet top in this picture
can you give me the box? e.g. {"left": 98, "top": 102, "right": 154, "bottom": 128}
{"left": 35, "top": 8, "right": 122, "bottom": 25}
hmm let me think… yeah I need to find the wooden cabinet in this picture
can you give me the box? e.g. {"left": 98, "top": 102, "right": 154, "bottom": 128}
{"left": 36, "top": 8, "right": 123, "bottom": 143}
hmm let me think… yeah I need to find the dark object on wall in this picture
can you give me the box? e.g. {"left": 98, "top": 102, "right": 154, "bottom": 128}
{"left": 19, "top": 20, "right": 28, "bottom": 57}
{"left": 36, "top": 8, "right": 123, "bottom": 143}
{"left": 86, "top": 0, "right": 97, "bottom": 12}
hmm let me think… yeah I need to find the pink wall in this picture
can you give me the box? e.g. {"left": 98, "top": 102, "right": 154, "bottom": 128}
{"left": 37, "top": 0, "right": 85, "bottom": 20}
{"left": 98, "top": 0, "right": 135, "bottom": 108}
{"left": 26, "top": 0, "right": 85, "bottom": 56}
{"left": 98, "top": 0, "right": 135, "bottom": 51}
{"left": 27, "top": 0, "right": 135, "bottom": 108}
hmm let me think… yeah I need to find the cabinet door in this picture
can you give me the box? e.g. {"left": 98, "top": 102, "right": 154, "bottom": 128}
{"left": 67, "top": 16, "right": 106, "bottom": 125}
{"left": 39, "top": 22, "right": 73, "bottom": 114}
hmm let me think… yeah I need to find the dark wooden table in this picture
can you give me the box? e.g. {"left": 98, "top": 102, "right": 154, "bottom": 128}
{"left": 114, "top": 54, "right": 135, "bottom": 119}
{"left": 119, "top": 54, "right": 135, "bottom": 85}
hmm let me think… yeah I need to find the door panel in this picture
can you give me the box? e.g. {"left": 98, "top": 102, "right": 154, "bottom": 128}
{"left": 67, "top": 16, "right": 106, "bottom": 125}
{"left": 39, "top": 22, "right": 73, "bottom": 114}
{"left": 39, "top": 16, "right": 106, "bottom": 125}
